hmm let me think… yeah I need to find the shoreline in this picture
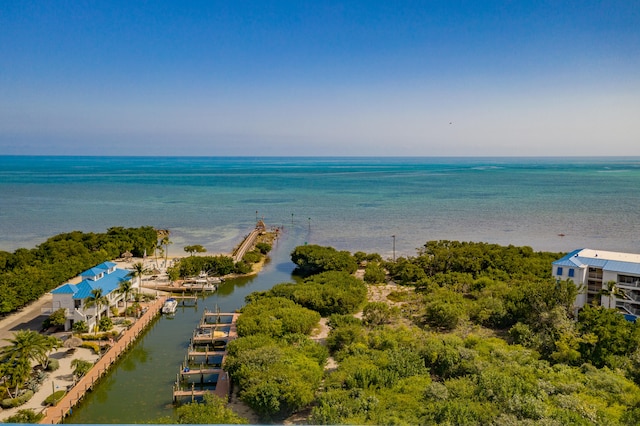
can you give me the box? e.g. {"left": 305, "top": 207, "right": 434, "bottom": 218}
{"left": 0, "top": 230, "right": 275, "bottom": 422}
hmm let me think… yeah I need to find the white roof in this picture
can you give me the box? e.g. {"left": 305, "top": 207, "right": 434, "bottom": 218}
{"left": 578, "top": 249, "right": 640, "bottom": 263}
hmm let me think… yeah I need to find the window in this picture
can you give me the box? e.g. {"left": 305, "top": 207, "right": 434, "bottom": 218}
{"left": 556, "top": 267, "right": 563, "bottom": 276}
{"left": 568, "top": 269, "right": 574, "bottom": 278}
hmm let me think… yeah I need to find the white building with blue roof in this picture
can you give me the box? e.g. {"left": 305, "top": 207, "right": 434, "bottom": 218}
{"left": 553, "top": 248, "right": 640, "bottom": 319}
{"left": 50, "top": 261, "right": 134, "bottom": 331}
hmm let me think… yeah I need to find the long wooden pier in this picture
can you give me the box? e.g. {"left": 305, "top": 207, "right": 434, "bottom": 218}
{"left": 172, "top": 310, "right": 239, "bottom": 403}
{"left": 232, "top": 228, "right": 261, "bottom": 262}
{"left": 40, "top": 297, "right": 167, "bottom": 424}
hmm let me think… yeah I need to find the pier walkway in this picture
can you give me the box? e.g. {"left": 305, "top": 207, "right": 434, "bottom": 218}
{"left": 232, "top": 228, "right": 261, "bottom": 262}
{"left": 40, "top": 297, "right": 167, "bottom": 424}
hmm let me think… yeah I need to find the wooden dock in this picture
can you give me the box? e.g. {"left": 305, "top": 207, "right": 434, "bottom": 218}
{"left": 152, "top": 283, "right": 218, "bottom": 293}
{"left": 181, "top": 367, "right": 223, "bottom": 376}
{"left": 187, "top": 344, "right": 227, "bottom": 355}
{"left": 40, "top": 296, "right": 167, "bottom": 424}
{"left": 174, "top": 295, "right": 198, "bottom": 305}
{"left": 172, "top": 309, "right": 238, "bottom": 403}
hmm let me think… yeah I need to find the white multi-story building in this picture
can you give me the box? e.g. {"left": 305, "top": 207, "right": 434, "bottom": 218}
{"left": 48, "top": 262, "right": 134, "bottom": 331}
{"left": 552, "top": 248, "right": 640, "bottom": 319}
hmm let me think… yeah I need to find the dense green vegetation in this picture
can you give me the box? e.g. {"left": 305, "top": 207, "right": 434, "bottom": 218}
{"left": 169, "top": 241, "right": 272, "bottom": 279}
{"left": 183, "top": 244, "right": 207, "bottom": 255}
{"left": 1, "top": 330, "right": 61, "bottom": 405}
{"left": 315, "top": 324, "right": 640, "bottom": 425}
{"left": 0, "top": 227, "right": 157, "bottom": 314}
{"left": 1, "top": 408, "right": 44, "bottom": 423}
{"left": 291, "top": 244, "right": 358, "bottom": 276}
{"left": 258, "top": 271, "right": 367, "bottom": 316}
{"left": 168, "top": 255, "right": 236, "bottom": 278}
{"left": 152, "top": 394, "right": 248, "bottom": 424}
{"left": 236, "top": 297, "right": 321, "bottom": 338}
{"left": 226, "top": 299, "right": 327, "bottom": 420}
{"left": 225, "top": 241, "right": 640, "bottom": 425}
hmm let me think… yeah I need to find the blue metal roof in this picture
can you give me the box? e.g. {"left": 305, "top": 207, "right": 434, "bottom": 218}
{"left": 72, "top": 268, "right": 130, "bottom": 299}
{"left": 95, "top": 261, "right": 117, "bottom": 270}
{"left": 552, "top": 249, "right": 585, "bottom": 267}
{"left": 81, "top": 267, "right": 106, "bottom": 278}
{"left": 554, "top": 258, "right": 581, "bottom": 267}
{"left": 581, "top": 258, "right": 609, "bottom": 268}
{"left": 603, "top": 260, "right": 640, "bottom": 276}
{"left": 553, "top": 249, "right": 640, "bottom": 276}
{"left": 51, "top": 283, "right": 78, "bottom": 295}
{"left": 53, "top": 264, "right": 130, "bottom": 300}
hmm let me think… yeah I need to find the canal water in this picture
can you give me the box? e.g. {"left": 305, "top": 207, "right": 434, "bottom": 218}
{"left": 65, "top": 226, "right": 310, "bottom": 424}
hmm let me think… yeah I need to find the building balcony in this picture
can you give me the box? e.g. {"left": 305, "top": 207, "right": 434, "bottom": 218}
{"left": 618, "top": 280, "right": 640, "bottom": 289}
{"left": 40, "top": 307, "right": 69, "bottom": 316}
{"left": 617, "top": 301, "right": 640, "bottom": 316}
{"left": 621, "top": 290, "right": 640, "bottom": 303}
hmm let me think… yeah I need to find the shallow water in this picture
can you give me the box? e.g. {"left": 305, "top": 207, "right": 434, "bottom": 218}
{"left": 1, "top": 155, "right": 637, "bottom": 422}
{"left": 65, "top": 226, "right": 303, "bottom": 423}
{"left": 2, "top": 156, "right": 640, "bottom": 258}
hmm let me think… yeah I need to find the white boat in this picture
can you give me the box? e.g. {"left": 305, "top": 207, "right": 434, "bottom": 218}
{"left": 162, "top": 298, "right": 178, "bottom": 314}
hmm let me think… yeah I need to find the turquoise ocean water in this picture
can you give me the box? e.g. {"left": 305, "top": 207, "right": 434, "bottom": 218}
{"left": 2, "top": 156, "right": 640, "bottom": 257}
{"left": 3, "top": 156, "right": 640, "bottom": 423}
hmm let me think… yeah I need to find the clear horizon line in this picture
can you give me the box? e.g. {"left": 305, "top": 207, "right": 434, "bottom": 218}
{"left": 2, "top": 154, "right": 640, "bottom": 159}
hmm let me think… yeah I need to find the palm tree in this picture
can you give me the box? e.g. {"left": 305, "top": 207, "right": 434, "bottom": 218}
{"left": 84, "top": 288, "right": 109, "bottom": 335}
{"left": 0, "top": 330, "right": 58, "bottom": 397}
{"left": 1, "top": 357, "right": 30, "bottom": 398}
{"left": 153, "top": 241, "right": 162, "bottom": 268}
{"left": 161, "top": 235, "right": 172, "bottom": 268}
{"left": 599, "top": 280, "right": 623, "bottom": 309}
{"left": 117, "top": 280, "right": 134, "bottom": 319}
{"left": 35, "top": 335, "right": 61, "bottom": 370}
{"left": 129, "top": 262, "right": 149, "bottom": 294}
{"left": 154, "top": 229, "right": 170, "bottom": 268}
{"left": 1, "top": 330, "right": 53, "bottom": 365}
{"left": 71, "top": 359, "right": 93, "bottom": 378}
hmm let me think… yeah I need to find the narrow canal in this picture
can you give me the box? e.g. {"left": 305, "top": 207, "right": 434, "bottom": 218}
{"left": 65, "top": 226, "right": 308, "bottom": 424}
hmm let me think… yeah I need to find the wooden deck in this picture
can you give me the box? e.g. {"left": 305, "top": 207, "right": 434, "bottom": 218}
{"left": 180, "top": 367, "right": 224, "bottom": 376}
{"left": 172, "top": 310, "right": 238, "bottom": 403}
{"left": 187, "top": 348, "right": 226, "bottom": 358}
{"left": 174, "top": 295, "right": 198, "bottom": 305}
{"left": 40, "top": 296, "right": 167, "bottom": 424}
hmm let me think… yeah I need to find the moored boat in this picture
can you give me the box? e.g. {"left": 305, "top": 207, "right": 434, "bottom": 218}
{"left": 162, "top": 298, "right": 178, "bottom": 314}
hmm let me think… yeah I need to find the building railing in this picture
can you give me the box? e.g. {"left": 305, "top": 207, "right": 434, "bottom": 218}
{"left": 617, "top": 301, "right": 640, "bottom": 316}
{"left": 620, "top": 290, "right": 640, "bottom": 303}
{"left": 40, "top": 307, "right": 69, "bottom": 315}
{"left": 618, "top": 280, "right": 640, "bottom": 289}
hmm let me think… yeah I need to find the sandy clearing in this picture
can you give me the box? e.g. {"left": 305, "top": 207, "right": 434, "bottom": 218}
{"left": 0, "top": 347, "right": 99, "bottom": 422}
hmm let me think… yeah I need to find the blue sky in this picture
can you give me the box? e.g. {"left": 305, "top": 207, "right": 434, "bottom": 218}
{"left": 1, "top": 1, "right": 639, "bottom": 156}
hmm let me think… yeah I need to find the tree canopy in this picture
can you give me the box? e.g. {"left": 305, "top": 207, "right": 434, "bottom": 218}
{"left": 168, "top": 255, "right": 236, "bottom": 278}
{"left": 226, "top": 297, "right": 326, "bottom": 421}
{"left": 0, "top": 227, "right": 157, "bottom": 314}
{"left": 227, "top": 240, "right": 640, "bottom": 425}
{"left": 262, "top": 271, "right": 367, "bottom": 316}
{"left": 291, "top": 244, "right": 358, "bottom": 276}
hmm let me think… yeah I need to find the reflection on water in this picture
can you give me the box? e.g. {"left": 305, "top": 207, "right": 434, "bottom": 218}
{"left": 66, "top": 228, "right": 303, "bottom": 424}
